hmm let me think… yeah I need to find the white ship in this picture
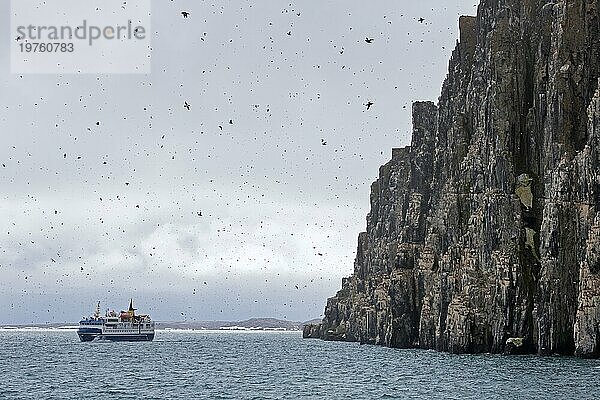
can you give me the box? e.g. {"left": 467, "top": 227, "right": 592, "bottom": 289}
{"left": 78, "top": 300, "right": 155, "bottom": 342}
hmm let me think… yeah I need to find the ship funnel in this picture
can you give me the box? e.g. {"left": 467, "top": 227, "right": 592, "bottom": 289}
{"left": 128, "top": 299, "right": 136, "bottom": 318}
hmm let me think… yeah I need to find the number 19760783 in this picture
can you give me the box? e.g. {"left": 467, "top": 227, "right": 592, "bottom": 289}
{"left": 19, "top": 42, "right": 74, "bottom": 52}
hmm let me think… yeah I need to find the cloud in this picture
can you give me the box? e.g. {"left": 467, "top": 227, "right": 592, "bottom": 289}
{"left": 0, "top": 0, "right": 478, "bottom": 323}
{"left": 0, "top": 187, "right": 359, "bottom": 323}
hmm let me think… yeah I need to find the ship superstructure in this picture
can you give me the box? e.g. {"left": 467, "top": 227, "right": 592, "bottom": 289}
{"left": 78, "top": 300, "right": 155, "bottom": 342}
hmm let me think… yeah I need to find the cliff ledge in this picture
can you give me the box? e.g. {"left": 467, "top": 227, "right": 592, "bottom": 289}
{"left": 307, "top": 0, "right": 600, "bottom": 357}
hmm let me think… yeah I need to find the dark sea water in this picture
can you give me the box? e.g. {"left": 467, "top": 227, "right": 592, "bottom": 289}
{"left": 1, "top": 329, "right": 599, "bottom": 399}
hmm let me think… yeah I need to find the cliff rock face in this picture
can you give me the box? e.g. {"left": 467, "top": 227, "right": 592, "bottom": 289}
{"left": 309, "top": 0, "right": 600, "bottom": 357}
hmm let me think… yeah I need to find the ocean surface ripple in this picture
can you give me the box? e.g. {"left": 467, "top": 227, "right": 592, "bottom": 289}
{"left": 1, "top": 330, "right": 599, "bottom": 399}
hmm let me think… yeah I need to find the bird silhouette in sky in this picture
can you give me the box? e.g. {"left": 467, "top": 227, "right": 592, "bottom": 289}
{"left": 184, "top": 101, "right": 191, "bottom": 110}
{"left": 181, "top": 11, "right": 190, "bottom": 18}
{"left": 365, "top": 101, "right": 374, "bottom": 110}
{"left": 418, "top": 17, "right": 425, "bottom": 23}
{"left": 365, "top": 37, "right": 374, "bottom": 44}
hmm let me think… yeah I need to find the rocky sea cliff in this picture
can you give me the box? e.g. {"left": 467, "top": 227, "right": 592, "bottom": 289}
{"left": 305, "top": 0, "right": 600, "bottom": 357}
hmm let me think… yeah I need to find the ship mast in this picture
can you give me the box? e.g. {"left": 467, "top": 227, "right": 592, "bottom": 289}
{"left": 94, "top": 301, "right": 101, "bottom": 319}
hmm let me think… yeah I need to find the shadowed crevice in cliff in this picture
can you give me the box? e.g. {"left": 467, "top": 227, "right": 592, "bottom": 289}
{"left": 304, "top": 0, "right": 600, "bottom": 358}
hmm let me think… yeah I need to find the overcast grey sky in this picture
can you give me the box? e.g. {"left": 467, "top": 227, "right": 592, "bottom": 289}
{"left": 0, "top": 0, "right": 477, "bottom": 324}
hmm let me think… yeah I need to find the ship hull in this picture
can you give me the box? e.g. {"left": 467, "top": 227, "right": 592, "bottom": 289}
{"left": 99, "top": 333, "right": 155, "bottom": 342}
{"left": 78, "top": 333, "right": 98, "bottom": 342}
{"left": 78, "top": 327, "right": 102, "bottom": 342}
{"left": 78, "top": 333, "right": 155, "bottom": 342}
